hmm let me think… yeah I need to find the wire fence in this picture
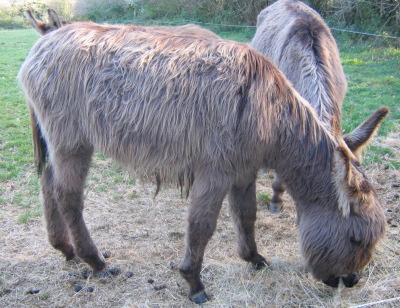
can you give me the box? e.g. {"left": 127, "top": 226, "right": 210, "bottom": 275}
{"left": 177, "top": 19, "right": 400, "bottom": 40}
{"left": 330, "top": 27, "right": 400, "bottom": 39}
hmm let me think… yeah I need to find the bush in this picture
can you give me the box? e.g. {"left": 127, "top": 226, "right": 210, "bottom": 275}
{"left": 308, "top": 0, "right": 400, "bottom": 35}
{"left": 0, "top": 12, "right": 26, "bottom": 29}
{"left": 74, "top": 0, "right": 136, "bottom": 22}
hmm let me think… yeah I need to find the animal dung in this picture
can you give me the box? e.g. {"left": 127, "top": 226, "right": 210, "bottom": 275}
{"left": 102, "top": 251, "right": 112, "bottom": 259}
{"left": 153, "top": 285, "right": 166, "bottom": 291}
{"left": 125, "top": 271, "right": 134, "bottom": 278}
{"left": 27, "top": 289, "right": 40, "bottom": 294}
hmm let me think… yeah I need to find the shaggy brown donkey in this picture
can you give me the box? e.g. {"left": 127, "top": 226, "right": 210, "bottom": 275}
{"left": 19, "top": 23, "right": 386, "bottom": 303}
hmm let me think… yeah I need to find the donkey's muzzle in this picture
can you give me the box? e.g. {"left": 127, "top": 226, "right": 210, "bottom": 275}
{"left": 322, "top": 273, "right": 360, "bottom": 288}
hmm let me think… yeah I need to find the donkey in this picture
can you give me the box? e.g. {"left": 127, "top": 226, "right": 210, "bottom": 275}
{"left": 251, "top": 0, "right": 388, "bottom": 212}
{"left": 26, "top": 9, "right": 219, "bottom": 39}
{"left": 19, "top": 22, "right": 386, "bottom": 303}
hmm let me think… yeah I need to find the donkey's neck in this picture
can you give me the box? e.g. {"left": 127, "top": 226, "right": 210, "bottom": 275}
{"left": 266, "top": 97, "right": 337, "bottom": 203}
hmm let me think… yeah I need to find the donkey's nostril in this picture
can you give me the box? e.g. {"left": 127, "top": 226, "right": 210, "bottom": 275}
{"left": 322, "top": 276, "right": 340, "bottom": 287}
{"left": 323, "top": 273, "right": 360, "bottom": 288}
{"left": 342, "top": 273, "right": 360, "bottom": 287}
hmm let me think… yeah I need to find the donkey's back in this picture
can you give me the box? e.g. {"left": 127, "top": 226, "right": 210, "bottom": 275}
{"left": 19, "top": 23, "right": 275, "bottom": 184}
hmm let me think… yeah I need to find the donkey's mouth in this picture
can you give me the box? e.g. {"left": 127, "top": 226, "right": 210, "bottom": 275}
{"left": 323, "top": 273, "right": 360, "bottom": 288}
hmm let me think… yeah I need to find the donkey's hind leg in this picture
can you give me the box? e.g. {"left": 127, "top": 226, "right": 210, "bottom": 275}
{"left": 228, "top": 174, "right": 267, "bottom": 269}
{"left": 269, "top": 174, "right": 286, "bottom": 212}
{"left": 42, "top": 164, "right": 75, "bottom": 260}
{"left": 52, "top": 146, "right": 106, "bottom": 272}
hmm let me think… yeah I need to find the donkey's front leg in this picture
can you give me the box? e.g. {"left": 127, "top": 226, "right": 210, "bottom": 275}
{"left": 179, "top": 168, "right": 230, "bottom": 304}
{"left": 228, "top": 175, "right": 267, "bottom": 269}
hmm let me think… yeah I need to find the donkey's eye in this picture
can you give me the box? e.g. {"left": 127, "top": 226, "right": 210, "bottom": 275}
{"left": 350, "top": 237, "right": 362, "bottom": 246}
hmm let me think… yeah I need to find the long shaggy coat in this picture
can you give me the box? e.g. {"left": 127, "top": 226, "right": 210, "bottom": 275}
{"left": 18, "top": 22, "right": 386, "bottom": 302}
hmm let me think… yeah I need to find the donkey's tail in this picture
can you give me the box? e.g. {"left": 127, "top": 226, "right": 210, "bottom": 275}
{"left": 29, "top": 107, "right": 48, "bottom": 175}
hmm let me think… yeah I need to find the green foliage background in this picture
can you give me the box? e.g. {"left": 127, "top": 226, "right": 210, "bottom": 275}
{"left": 1, "top": 0, "right": 399, "bottom": 36}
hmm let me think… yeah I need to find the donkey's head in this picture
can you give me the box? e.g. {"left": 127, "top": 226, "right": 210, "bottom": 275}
{"left": 297, "top": 107, "right": 388, "bottom": 287}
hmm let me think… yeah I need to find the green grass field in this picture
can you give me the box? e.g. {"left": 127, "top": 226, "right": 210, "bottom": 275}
{"left": 0, "top": 30, "right": 37, "bottom": 180}
{"left": 0, "top": 28, "right": 399, "bottom": 217}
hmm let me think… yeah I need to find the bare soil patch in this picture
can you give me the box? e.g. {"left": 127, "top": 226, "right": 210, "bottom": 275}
{"left": 1, "top": 135, "right": 399, "bottom": 307}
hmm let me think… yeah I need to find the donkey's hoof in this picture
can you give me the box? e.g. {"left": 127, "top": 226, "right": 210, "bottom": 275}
{"left": 269, "top": 203, "right": 282, "bottom": 213}
{"left": 67, "top": 255, "right": 82, "bottom": 264}
{"left": 253, "top": 257, "right": 268, "bottom": 270}
{"left": 60, "top": 244, "right": 75, "bottom": 261}
{"left": 190, "top": 291, "right": 210, "bottom": 304}
{"left": 94, "top": 267, "right": 121, "bottom": 278}
{"left": 65, "top": 251, "right": 76, "bottom": 261}
{"left": 254, "top": 261, "right": 267, "bottom": 270}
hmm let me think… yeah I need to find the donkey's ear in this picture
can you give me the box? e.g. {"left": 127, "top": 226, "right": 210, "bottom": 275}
{"left": 334, "top": 145, "right": 374, "bottom": 217}
{"left": 48, "top": 9, "right": 62, "bottom": 29}
{"left": 25, "top": 10, "right": 47, "bottom": 36}
{"left": 344, "top": 107, "right": 389, "bottom": 160}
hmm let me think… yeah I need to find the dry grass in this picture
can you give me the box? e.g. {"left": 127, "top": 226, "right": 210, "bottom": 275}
{"left": 0, "top": 134, "right": 399, "bottom": 307}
